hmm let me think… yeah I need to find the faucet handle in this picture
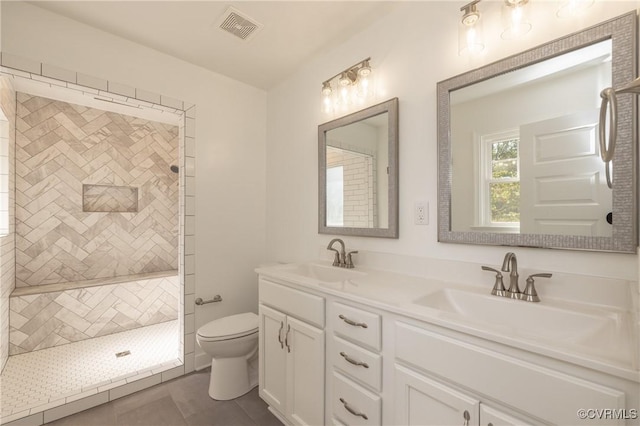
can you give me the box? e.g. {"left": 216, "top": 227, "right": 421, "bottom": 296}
{"left": 328, "top": 248, "right": 341, "bottom": 267}
{"left": 522, "top": 273, "right": 552, "bottom": 303}
{"left": 345, "top": 251, "right": 358, "bottom": 269}
{"left": 482, "top": 266, "right": 507, "bottom": 297}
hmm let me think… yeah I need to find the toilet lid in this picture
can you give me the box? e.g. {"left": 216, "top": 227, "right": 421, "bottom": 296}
{"left": 197, "top": 312, "right": 259, "bottom": 340}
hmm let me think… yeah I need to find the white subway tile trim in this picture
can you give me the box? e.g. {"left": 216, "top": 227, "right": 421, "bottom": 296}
{"left": 135, "top": 89, "right": 161, "bottom": 104}
{"left": 41, "top": 64, "right": 77, "bottom": 84}
{"left": 107, "top": 81, "right": 136, "bottom": 98}
{"left": 76, "top": 74, "right": 108, "bottom": 91}
{"left": 0, "top": 53, "right": 41, "bottom": 74}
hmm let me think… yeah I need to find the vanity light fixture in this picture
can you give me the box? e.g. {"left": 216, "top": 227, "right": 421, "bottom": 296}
{"left": 321, "top": 57, "right": 374, "bottom": 114}
{"left": 459, "top": 0, "right": 485, "bottom": 55}
{"left": 556, "top": 0, "right": 594, "bottom": 18}
{"left": 501, "top": 0, "right": 532, "bottom": 40}
{"left": 457, "top": 0, "right": 598, "bottom": 54}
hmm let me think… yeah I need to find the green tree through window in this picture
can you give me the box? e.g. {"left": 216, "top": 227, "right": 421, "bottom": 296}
{"left": 489, "top": 138, "right": 519, "bottom": 223}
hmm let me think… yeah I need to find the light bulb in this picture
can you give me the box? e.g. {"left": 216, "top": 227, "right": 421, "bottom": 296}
{"left": 340, "top": 85, "right": 349, "bottom": 104}
{"left": 339, "top": 72, "right": 351, "bottom": 87}
{"left": 467, "top": 27, "right": 477, "bottom": 47}
{"left": 459, "top": 1, "right": 484, "bottom": 55}
{"left": 358, "top": 60, "right": 371, "bottom": 77}
{"left": 321, "top": 82, "right": 332, "bottom": 96}
{"left": 501, "top": 0, "right": 531, "bottom": 40}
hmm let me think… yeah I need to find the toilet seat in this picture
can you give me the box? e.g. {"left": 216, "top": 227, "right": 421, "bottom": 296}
{"left": 197, "top": 312, "right": 258, "bottom": 341}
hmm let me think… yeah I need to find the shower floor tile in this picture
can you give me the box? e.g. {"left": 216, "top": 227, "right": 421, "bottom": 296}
{"left": 0, "top": 320, "right": 180, "bottom": 422}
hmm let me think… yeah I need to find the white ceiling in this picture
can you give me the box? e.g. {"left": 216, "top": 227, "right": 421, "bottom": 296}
{"left": 30, "top": 1, "right": 398, "bottom": 90}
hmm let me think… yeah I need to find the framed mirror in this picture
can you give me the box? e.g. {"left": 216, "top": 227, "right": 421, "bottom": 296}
{"left": 319, "top": 98, "right": 399, "bottom": 238}
{"left": 438, "top": 12, "right": 637, "bottom": 253}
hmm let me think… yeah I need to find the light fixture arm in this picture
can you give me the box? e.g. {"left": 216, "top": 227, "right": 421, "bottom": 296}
{"left": 321, "top": 57, "right": 372, "bottom": 86}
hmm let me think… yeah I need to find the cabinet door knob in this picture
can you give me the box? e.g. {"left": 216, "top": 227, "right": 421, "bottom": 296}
{"left": 277, "top": 321, "right": 284, "bottom": 349}
{"left": 463, "top": 410, "right": 471, "bottom": 426}
{"left": 339, "top": 398, "right": 368, "bottom": 420}
{"left": 338, "top": 314, "right": 368, "bottom": 328}
{"left": 340, "top": 352, "right": 369, "bottom": 368}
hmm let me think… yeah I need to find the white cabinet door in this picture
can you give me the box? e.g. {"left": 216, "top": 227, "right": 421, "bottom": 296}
{"left": 481, "top": 405, "right": 534, "bottom": 426}
{"left": 395, "top": 365, "right": 480, "bottom": 426}
{"left": 286, "top": 315, "right": 325, "bottom": 426}
{"left": 259, "top": 304, "right": 287, "bottom": 415}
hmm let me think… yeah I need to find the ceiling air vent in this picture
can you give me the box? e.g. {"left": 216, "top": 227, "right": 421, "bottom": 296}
{"left": 217, "top": 7, "right": 262, "bottom": 41}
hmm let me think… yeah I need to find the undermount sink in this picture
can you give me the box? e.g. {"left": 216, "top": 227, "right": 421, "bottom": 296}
{"left": 413, "top": 288, "right": 618, "bottom": 343}
{"left": 279, "top": 263, "right": 365, "bottom": 283}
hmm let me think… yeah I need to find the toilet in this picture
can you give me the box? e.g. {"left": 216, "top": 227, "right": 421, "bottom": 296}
{"left": 196, "top": 312, "right": 259, "bottom": 400}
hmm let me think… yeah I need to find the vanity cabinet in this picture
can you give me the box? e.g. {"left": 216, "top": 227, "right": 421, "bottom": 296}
{"left": 394, "top": 321, "right": 626, "bottom": 426}
{"left": 258, "top": 279, "right": 325, "bottom": 426}
{"left": 256, "top": 265, "right": 638, "bottom": 426}
{"left": 328, "top": 301, "right": 383, "bottom": 425}
{"left": 395, "top": 365, "right": 532, "bottom": 426}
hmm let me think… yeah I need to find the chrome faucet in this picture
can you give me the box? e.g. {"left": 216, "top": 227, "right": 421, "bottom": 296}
{"left": 326, "top": 238, "right": 358, "bottom": 268}
{"left": 327, "top": 238, "right": 345, "bottom": 267}
{"left": 501, "top": 252, "right": 521, "bottom": 299}
{"left": 482, "top": 253, "right": 552, "bottom": 302}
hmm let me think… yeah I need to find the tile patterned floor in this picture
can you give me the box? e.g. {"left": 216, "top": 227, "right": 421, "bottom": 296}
{"left": 43, "top": 371, "right": 282, "bottom": 426}
{"left": 0, "top": 320, "right": 180, "bottom": 423}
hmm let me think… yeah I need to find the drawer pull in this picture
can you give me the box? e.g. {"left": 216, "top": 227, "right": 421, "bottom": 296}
{"left": 339, "top": 398, "right": 368, "bottom": 420}
{"left": 340, "top": 351, "right": 369, "bottom": 368}
{"left": 277, "top": 321, "right": 284, "bottom": 349}
{"left": 463, "top": 410, "right": 470, "bottom": 426}
{"left": 338, "top": 314, "right": 368, "bottom": 328}
{"left": 285, "top": 324, "right": 291, "bottom": 353}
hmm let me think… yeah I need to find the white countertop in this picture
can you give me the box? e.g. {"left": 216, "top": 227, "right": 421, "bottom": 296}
{"left": 256, "top": 261, "right": 640, "bottom": 383}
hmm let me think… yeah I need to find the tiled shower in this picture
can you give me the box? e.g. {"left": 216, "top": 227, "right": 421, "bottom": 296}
{"left": 0, "top": 80, "right": 186, "bottom": 423}
{"left": 11, "top": 93, "right": 179, "bottom": 354}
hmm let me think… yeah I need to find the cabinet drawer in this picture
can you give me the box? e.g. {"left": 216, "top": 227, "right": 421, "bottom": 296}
{"left": 395, "top": 321, "right": 625, "bottom": 426}
{"left": 332, "top": 372, "right": 381, "bottom": 426}
{"left": 259, "top": 278, "right": 324, "bottom": 328}
{"left": 330, "top": 302, "right": 381, "bottom": 350}
{"left": 331, "top": 336, "right": 382, "bottom": 391}
{"left": 481, "top": 405, "right": 535, "bottom": 426}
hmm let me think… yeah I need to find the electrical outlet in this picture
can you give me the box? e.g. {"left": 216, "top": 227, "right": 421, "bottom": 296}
{"left": 414, "top": 201, "right": 428, "bottom": 225}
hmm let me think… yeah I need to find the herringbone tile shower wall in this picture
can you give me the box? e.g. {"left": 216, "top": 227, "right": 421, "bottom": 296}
{"left": 9, "top": 274, "right": 179, "bottom": 355}
{"left": 15, "top": 93, "right": 179, "bottom": 288}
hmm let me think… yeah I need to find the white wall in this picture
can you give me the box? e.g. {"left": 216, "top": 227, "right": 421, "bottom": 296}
{"left": 266, "top": 1, "right": 640, "bottom": 281}
{"left": 2, "top": 2, "right": 267, "bottom": 363}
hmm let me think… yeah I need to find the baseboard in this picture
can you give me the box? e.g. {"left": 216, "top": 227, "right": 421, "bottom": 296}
{"left": 268, "top": 406, "right": 289, "bottom": 425}
{"left": 194, "top": 352, "right": 211, "bottom": 371}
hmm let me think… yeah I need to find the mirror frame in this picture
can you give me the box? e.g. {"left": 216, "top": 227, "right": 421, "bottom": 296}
{"left": 319, "top": 97, "right": 399, "bottom": 238}
{"left": 437, "top": 12, "right": 637, "bottom": 253}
